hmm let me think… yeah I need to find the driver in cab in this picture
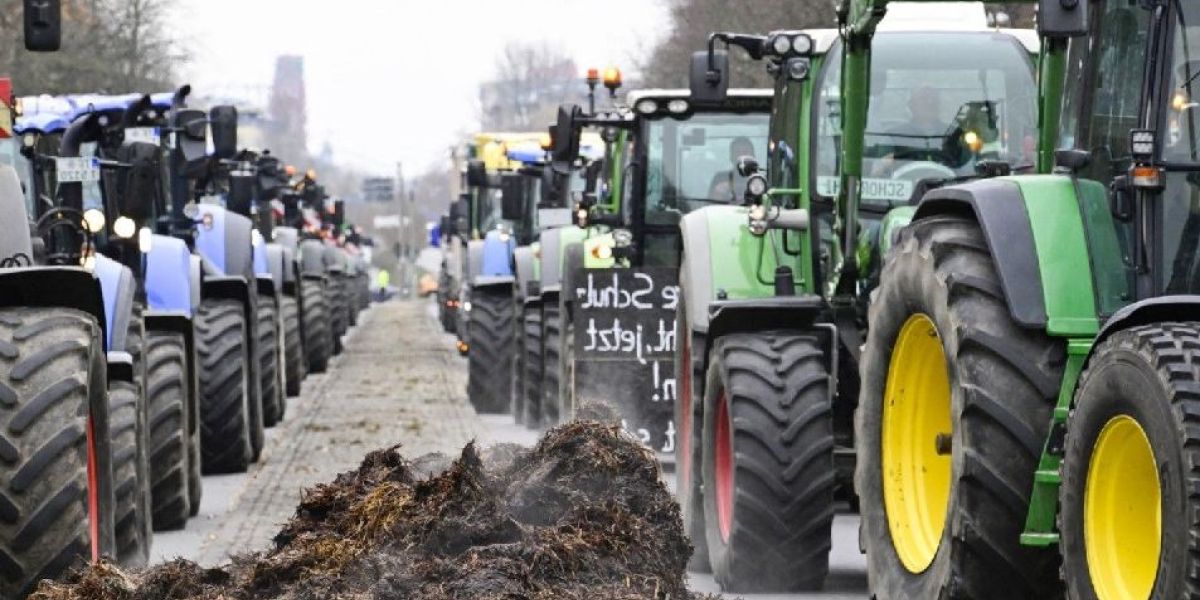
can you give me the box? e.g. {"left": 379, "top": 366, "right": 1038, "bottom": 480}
{"left": 709, "top": 136, "right": 757, "bottom": 202}
{"left": 872, "top": 85, "right": 948, "bottom": 177}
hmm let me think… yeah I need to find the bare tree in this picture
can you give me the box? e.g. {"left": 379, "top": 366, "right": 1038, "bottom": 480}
{"left": 480, "top": 41, "right": 578, "bottom": 131}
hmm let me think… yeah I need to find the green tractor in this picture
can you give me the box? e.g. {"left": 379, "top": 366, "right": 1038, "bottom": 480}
{"left": 548, "top": 88, "right": 772, "bottom": 448}
{"left": 673, "top": 2, "right": 1041, "bottom": 592}
{"left": 856, "top": 0, "right": 1200, "bottom": 597}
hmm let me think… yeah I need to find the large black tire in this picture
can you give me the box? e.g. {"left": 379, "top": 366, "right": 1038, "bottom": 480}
{"left": 1059, "top": 324, "right": 1200, "bottom": 600}
{"left": 110, "top": 379, "right": 150, "bottom": 567}
{"left": 145, "top": 331, "right": 190, "bottom": 530}
{"left": 541, "top": 300, "right": 563, "bottom": 427}
{"left": 702, "top": 333, "right": 835, "bottom": 592}
{"left": 256, "top": 296, "right": 283, "bottom": 428}
{"left": 345, "top": 275, "right": 360, "bottom": 327}
{"left": 674, "top": 291, "right": 709, "bottom": 572}
{"left": 512, "top": 299, "right": 525, "bottom": 424}
{"left": 0, "top": 307, "right": 115, "bottom": 597}
{"left": 521, "top": 303, "right": 543, "bottom": 428}
{"left": 195, "top": 298, "right": 253, "bottom": 474}
{"left": 301, "top": 279, "right": 332, "bottom": 373}
{"left": 467, "top": 285, "right": 515, "bottom": 414}
{"left": 281, "top": 295, "right": 305, "bottom": 398}
{"left": 326, "top": 276, "right": 347, "bottom": 355}
{"left": 855, "top": 215, "right": 1062, "bottom": 599}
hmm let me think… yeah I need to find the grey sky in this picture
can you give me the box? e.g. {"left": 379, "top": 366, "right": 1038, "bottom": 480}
{"left": 172, "top": 0, "right": 668, "bottom": 176}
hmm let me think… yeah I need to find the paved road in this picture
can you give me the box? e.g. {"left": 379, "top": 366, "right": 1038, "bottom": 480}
{"left": 149, "top": 298, "right": 868, "bottom": 598}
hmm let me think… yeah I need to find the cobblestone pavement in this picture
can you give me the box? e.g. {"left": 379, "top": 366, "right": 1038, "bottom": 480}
{"left": 152, "top": 299, "right": 536, "bottom": 565}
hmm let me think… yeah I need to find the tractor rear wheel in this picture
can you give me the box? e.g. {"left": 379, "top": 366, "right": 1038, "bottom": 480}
{"left": 702, "top": 332, "right": 835, "bottom": 592}
{"left": 856, "top": 215, "right": 1061, "bottom": 598}
{"left": 145, "top": 331, "right": 189, "bottom": 531}
{"left": 512, "top": 301, "right": 525, "bottom": 424}
{"left": 0, "top": 307, "right": 115, "bottom": 597}
{"left": 110, "top": 379, "right": 150, "bottom": 566}
{"left": 281, "top": 295, "right": 305, "bottom": 398}
{"left": 302, "top": 279, "right": 332, "bottom": 374}
{"left": 521, "top": 303, "right": 543, "bottom": 428}
{"left": 467, "top": 286, "right": 515, "bottom": 414}
{"left": 195, "top": 298, "right": 252, "bottom": 474}
{"left": 326, "top": 276, "right": 347, "bottom": 355}
{"left": 541, "top": 301, "right": 563, "bottom": 427}
{"left": 1060, "top": 324, "right": 1200, "bottom": 600}
{"left": 256, "top": 296, "right": 282, "bottom": 427}
{"left": 674, "top": 292, "right": 709, "bottom": 572}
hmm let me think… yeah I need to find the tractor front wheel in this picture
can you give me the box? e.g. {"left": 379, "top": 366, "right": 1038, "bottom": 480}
{"left": 281, "top": 295, "right": 305, "bottom": 397}
{"left": 145, "top": 331, "right": 190, "bottom": 530}
{"left": 855, "top": 215, "right": 1061, "bottom": 598}
{"left": 466, "top": 286, "right": 515, "bottom": 414}
{"left": 702, "top": 332, "right": 835, "bottom": 592}
{"left": 1060, "top": 324, "right": 1200, "bottom": 600}
{"left": 674, "top": 293, "right": 709, "bottom": 572}
{"left": 196, "top": 298, "right": 253, "bottom": 474}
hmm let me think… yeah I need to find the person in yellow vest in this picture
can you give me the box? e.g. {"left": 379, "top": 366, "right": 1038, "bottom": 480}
{"left": 375, "top": 269, "right": 391, "bottom": 301}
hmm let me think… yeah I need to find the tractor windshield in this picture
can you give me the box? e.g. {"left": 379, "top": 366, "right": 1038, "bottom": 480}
{"left": 642, "top": 111, "right": 770, "bottom": 225}
{"left": 814, "top": 32, "right": 1037, "bottom": 208}
{"left": 476, "top": 187, "right": 507, "bottom": 235}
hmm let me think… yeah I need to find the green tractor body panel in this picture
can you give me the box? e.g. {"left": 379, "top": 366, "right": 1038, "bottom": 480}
{"left": 701, "top": 206, "right": 788, "bottom": 300}
{"left": 1007, "top": 175, "right": 1100, "bottom": 337}
{"left": 582, "top": 232, "right": 617, "bottom": 269}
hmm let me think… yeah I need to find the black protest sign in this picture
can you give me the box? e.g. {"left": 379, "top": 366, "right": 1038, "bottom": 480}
{"left": 572, "top": 268, "right": 678, "bottom": 453}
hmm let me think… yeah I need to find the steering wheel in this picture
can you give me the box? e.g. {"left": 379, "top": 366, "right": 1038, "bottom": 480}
{"left": 892, "top": 161, "right": 957, "bottom": 184}
{"left": 35, "top": 206, "right": 89, "bottom": 266}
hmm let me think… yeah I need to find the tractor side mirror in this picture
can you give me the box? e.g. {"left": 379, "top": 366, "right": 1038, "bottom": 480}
{"left": 690, "top": 49, "right": 729, "bottom": 103}
{"left": 450, "top": 196, "right": 470, "bottom": 236}
{"left": 175, "top": 108, "right": 208, "bottom": 162}
{"left": 552, "top": 104, "right": 583, "bottom": 164}
{"left": 466, "top": 159, "right": 487, "bottom": 189}
{"left": 500, "top": 175, "right": 525, "bottom": 221}
{"left": 227, "top": 170, "right": 254, "bottom": 216}
{"left": 209, "top": 105, "right": 238, "bottom": 160}
{"left": 737, "top": 157, "right": 761, "bottom": 177}
{"left": 1038, "top": 0, "right": 1087, "bottom": 39}
{"left": 23, "top": 0, "right": 61, "bottom": 52}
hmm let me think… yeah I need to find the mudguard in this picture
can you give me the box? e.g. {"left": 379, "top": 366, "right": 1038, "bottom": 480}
{"left": 467, "top": 240, "right": 485, "bottom": 283}
{"left": 93, "top": 254, "right": 137, "bottom": 353}
{"left": 0, "top": 165, "right": 32, "bottom": 262}
{"left": 194, "top": 204, "right": 255, "bottom": 283}
{"left": 321, "top": 244, "right": 346, "bottom": 275}
{"left": 252, "top": 236, "right": 270, "bottom": 278}
{"left": 256, "top": 276, "right": 276, "bottom": 298}
{"left": 107, "top": 351, "right": 134, "bottom": 383}
{"left": 915, "top": 178, "right": 1047, "bottom": 329}
{"left": 266, "top": 244, "right": 285, "bottom": 294}
{"left": 538, "top": 226, "right": 585, "bottom": 295}
{"left": 679, "top": 206, "right": 785, "bottom": 335}
{"left": 514, "top": 244, "right": 539, "bottom": 302}
{"left": 146, "top": 234, "right": 193, "bottom": 317}
{"left": 1094, "top": 296, "right": 1200, "bottom": 348}
{"left": 189, "top": 255, "right": 202, "bottom": 314}
{"left": 299, "top": 239, "right": 326, "bottom": 278}
{"left": 480, "top": 229, "right": 516, "bottom": 278}
{"left": 273, "top": 227, "right": 299, "bottom": 252}
{"left": 0, "top": 266, "right": 107, "bottom": 348}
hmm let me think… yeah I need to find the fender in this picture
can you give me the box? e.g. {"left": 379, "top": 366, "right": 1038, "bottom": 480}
{"left": 480, "top": 229, "right": 516, "bottom": 279}
{"left": 256, "top": 275, "right": 276, "bottom": 298}
{"left": 514, "top": 244, "right": 539, "bottom": 303}
{"left": 273, "top": 226, "right": 299, "bottom": 253}
{"left": 107, "top": 351, "right": 134, "bottom": 383}
{"left": 92, "top": 255, "right": 137, "bottom": 353}
{"left": 915, "top": 178, "right": 1048, "bottom": 330}
{"left": 144, "top": 310, "right": 199, "bottom": 439}
{"left": 467, "top": 239, "right": 485, "bottom": 284}
{"left": 189, "top": 255, "right": 202, "bottom": 314}
{"left": 266, "top": 244, "right": 286, "bottom": 294}
{"left": 0, "top": 165, "right": 32, "bottom": 261}
{"left": 321, "top": 244, "right": 346, "bottom": 276}
{"left": 559, "top": 242, "right": 585, "bottom": 311}
{"left": 146, "top": 234, "right": 193, "bottom": 317}
{"left": 1094, "top": 295, "right": 1200, "bottom": 349}
{"left": 281, "top": 247, "right": 298, "bottom": 297}
{"left": 538, "top": 226, "right": 585, "bottom": 295}
{"left": 252, "top": 235, "right": 271, "bottom": 278}
{"left": 299, "top": 239, "right": 326, "bottom": 277}
{"left": 0, "top": 266, "right": 107, "bottom": 348}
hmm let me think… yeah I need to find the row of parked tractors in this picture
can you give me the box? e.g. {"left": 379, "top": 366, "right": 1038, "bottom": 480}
{"left": 438, "top": 0, "right": 1200, "bottom": 598}
{"left": 0, "top": 3, "right": 374, "bottom": 596}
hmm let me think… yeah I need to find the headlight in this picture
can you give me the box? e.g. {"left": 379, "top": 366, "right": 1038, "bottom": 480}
{"left": 787, "top": 58, "right": 811, "bottom": 81}
{"left": 138, "top": 227, "right": 153, "bottom": 253}
{"left": 498, "top": 232, "right": 511, "bottom": 243}
{"left": 82, "top": 208, "right": 106, "bottom": 233}
{"left": 81, "top": 254, "right": 96, "bottom": 271}
{"left": 593, "top": 244, "right": 613, "bottom": 260}
{"left": 667, "top": 99, "right": 689, "bottom": 114}
{"left": 463, "top": 301, "right": 472, "bottom": 313}
{"left": 791, "top": 33, "right": 813, "bottom": 55}
{"left": 746, "top": 173, "right": 769, "bottom": 198}
{"left": 635, "top": 99, "right": 658, "bottom": 115}
{"left": 182, "top": 202, "right": 200, "bottom": 219}
{"left": 251, "top": 228, "right": 264, "bottom": 246}
{"left": 21, "top": 133, "right": 36, "bottom": 148}
{"left": 770, "top": 34, "right": 792, "bottom": 56}
{"left": 112, "top": 216, "right": 137, "bottom": 239}
{"left": 613, "top": 228, "right": 633, "bottom": 247}
{"left": 964, "top": 130, "right": 984, "bottom": 153}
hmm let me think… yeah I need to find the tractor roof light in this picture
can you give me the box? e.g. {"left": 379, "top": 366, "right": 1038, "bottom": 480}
{"left": 770, "top": 33, "right": 792, "bottom": 56}
{"left": 138, "top": 227, "right": 153, "bottom": 253}
{"left": 635, "top": 99, "right": 659, "bottom": 115}
{"left": 791, "top": 33, "right": 814, "bottom": 56}
{"left": 667, "top": 99, "right": 689, "bottom": 114}
{"left": 786, "top": 58, "right": 811, "bottom": 81}
{"left": 1131, "top": 165, "right": 1165, "bottom": 190}
{"left": 82, "top": 208, "right": 106, "bottom": 233}
{"left": 112, "top": 216, "right": 137, "bottom": 239}
{"left": 603, "top": 66, "right": 622, "bottom": 93}
{"left": 1130, "top": 129, "right": 1156, "bottom": 161}
{"left": 586, "top": 67, "right": 600, "bottom": 88}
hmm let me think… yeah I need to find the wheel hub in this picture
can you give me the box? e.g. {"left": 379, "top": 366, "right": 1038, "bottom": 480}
{"left": 882, "top": 313, "right": 952, "bottom": 573}
{"left": 714, "top": 390, "right": 733, "bottom": 543}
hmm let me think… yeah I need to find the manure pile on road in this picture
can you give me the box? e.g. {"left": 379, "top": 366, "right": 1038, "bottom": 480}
{"left": 32, "top": 421, "right": 695, "bottom": 600}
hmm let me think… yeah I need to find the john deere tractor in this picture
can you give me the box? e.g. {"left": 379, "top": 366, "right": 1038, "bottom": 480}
{"left": 672, "top": 2, "right": 1040, "bottom": 592}
{"left": 855, "top": 0, "right": 1200, "bottom": 598}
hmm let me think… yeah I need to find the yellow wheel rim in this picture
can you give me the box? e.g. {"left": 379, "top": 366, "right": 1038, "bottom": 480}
{"left": 1084, "top": 415, "right": 1160, "bottom": 600}
{"left": 882, "top": 313, "right": 953, "bottom": 573}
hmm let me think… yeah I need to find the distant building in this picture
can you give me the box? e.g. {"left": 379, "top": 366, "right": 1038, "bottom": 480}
{"left": 268, "top": 55, "right": 308, "bottom": 157}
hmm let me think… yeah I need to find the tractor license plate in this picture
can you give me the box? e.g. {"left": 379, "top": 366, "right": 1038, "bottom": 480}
{"left": 125, "top": 127, "right": 161, "bottom": 145}
{"left": 55, "top": 157, "right": 101, "bottom": 183}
